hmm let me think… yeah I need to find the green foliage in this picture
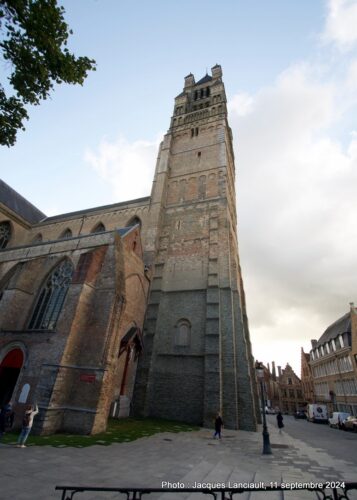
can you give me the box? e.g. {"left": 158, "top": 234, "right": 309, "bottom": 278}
{"left": 1, "top": 417, "right": 198, "bottom": 447}
{"left": 0, "top": 0, "right": 95, "bottom": 146}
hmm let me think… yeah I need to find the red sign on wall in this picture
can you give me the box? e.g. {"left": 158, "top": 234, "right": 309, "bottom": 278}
{"left": 80, "top": 373, "right": 96, "bottom": 383}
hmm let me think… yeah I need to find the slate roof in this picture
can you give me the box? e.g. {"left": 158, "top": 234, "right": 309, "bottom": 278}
{"left": 117, "top": 226, "right": 138, "bottom": 237}
{"left": 316, "top": 312, "right": 351, "bottom": 347}
{"left": 40, "top": 196, "right": 150, "bottom": 224}
{"left": 0, "top": 179, "right": 46, "bottom": 224}
{"left": 195, "top": 74, "right": 213, "bottom": 86}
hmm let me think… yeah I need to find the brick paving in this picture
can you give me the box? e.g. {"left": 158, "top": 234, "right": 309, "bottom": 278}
{"left": 1, "top": 424, "right": 356, "bottom": 499}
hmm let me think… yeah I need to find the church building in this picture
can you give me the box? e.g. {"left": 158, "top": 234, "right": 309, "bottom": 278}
{"left": 0, "top": 65, "right": 259, "bottom": 434}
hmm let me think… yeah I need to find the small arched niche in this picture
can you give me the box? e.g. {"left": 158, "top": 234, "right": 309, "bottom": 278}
{"left": 59, "top": 228, "right": 72, "bottom": 239}
{"left": 91, "top": 222, "right": 106, "bottom": 233}
{"left": 125, "top": 216, "right": 141, "bottom": 229}
{"left": 174, "top": 319, "right": 191, "bottom": 347}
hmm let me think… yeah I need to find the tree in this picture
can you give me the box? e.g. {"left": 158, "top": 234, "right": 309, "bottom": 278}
{"left": 0, "top": 0, "right": 95, "bottom": 147}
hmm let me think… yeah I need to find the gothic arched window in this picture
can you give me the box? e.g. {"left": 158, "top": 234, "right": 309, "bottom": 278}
{"left": 0, "top": 221, "right": 11, "bottom": 249}
{"left": 59, "top": 228, "right": 72, "bottom": 239}
{"left": 32, "top": 233, "right": 43, "bottom": 243}
{"left": 126, "top": 216, "right": 141, "bottom": 229}
{"left": 28, "top": 260, "right": 74, "bottom": 330}
{"left": 175, "top": 319, "right": 191, "bottom": 347}
{"left": 91, "top": 222, "right": 106, "bottom": 233}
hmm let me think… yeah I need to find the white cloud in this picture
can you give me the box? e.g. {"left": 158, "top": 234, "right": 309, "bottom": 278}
{"left": 228, "top": 92, "right": 254, "bottom": 117}
{"left": 322, "top": 0, "right": 357, "bottom": 50}
{"left": 229, "top": 63, "right": 357, "bottom": 375}
{"left": 84, "top": 134, "right": 162, "bottom": 201}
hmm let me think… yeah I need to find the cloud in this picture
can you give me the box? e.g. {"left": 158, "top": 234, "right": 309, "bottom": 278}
{"left": 84, "top": 134, "right": 162, "bottom": 201}
{"left": 322, "top": 0, "right": 357, "bottom": 50}
{"left": 228, "top": 63, "right": 357, "bottom": 374}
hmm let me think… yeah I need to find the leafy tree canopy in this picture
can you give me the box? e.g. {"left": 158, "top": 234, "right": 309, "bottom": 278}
{"left": 0, "top": 0, "right": 95, "bottom": 146}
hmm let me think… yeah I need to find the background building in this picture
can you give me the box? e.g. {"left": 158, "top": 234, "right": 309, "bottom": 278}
{"left": 277, "top": 363, "right": 304, "bottom": 414}
{"left": 301, "top": 347, "right": 314, "bottom": 405}
{"left": 309, "top": 304, "right": 357, "bottom": 416}
{"left": 0, "top": 66, "right": 258, "bottom": 433}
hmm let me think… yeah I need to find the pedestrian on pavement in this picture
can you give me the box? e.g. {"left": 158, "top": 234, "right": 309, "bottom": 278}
{"left": 213, "top": 412, "right": 224, "bottom": 439}
{"left": 0, "top": 402, "right": 15, "bottom": 439}
{"left": 276, "top": 411, "right": 284, "bottom": 433}
{"left": 16, "top": 403, "right": 39, "bottom": 448}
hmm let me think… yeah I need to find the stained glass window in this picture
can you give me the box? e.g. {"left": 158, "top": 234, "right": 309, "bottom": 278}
{"left": 0, "top": 221, "right": 11, "bottom": 249}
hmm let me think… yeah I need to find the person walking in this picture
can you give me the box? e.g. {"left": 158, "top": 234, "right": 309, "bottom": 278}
{"left": 213, "top": 412, "right": 224, "bottom": 439}
{"left": 276, "top": 411, "right": 284, "bottom": 433}
{"left": 16, "top": 404, "right": 39, "bottom": 448}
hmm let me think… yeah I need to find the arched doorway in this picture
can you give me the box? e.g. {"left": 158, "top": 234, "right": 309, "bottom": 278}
{"left": 0, "top": 348, "right": 24, "bottom": 406}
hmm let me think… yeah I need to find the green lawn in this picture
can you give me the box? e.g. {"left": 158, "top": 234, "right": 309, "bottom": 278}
{"left": 1, "top": 417, "right": 198, "bottom": 448}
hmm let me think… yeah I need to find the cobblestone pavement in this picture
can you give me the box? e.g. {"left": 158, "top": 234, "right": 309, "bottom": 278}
{"left": 1, "top": 424, "right": 356, "bottom": 500}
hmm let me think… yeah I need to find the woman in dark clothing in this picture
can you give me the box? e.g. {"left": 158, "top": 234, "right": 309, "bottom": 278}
{"left": 276, "top": 411, "right": 284, "bottom": 433}
{"left": 213, "top": 412, "right": 224, "bottom": 439}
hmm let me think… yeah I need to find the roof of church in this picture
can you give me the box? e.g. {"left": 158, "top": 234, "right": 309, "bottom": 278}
{"left": 0, "top": 179, "right": 46, "bottom": 224}
{"left": 117, "top": 226, "right": 138, "bottom": 237}
{"left": 316, "top": 312, "right": 351, "bottom": 347}
{"left": 40, "top": 196, "right": 150, "bottom": 224}
{"left": 195, "top": 74, "right": 213, "bottom": 85}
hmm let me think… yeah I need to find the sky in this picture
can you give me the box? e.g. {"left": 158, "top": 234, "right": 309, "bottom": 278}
{"left": 1, "top": 0, "right": 357, "bottom": 377}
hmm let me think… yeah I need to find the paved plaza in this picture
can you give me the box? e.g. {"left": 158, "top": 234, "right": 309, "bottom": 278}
{"left": 1, "top": 423, "right": 357, "bottom": 500}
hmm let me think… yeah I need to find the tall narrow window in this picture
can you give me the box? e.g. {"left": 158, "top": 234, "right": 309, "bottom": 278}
{"left": 0, "top": 221, "right": 11, "bottom": 249}
{"left": 28, "top": 260, "right": 74, "bottom": 330}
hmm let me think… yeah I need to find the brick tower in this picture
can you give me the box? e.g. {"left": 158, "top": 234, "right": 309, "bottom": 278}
{"left": 133, "top": 65, "right": 258, "bottom": 430}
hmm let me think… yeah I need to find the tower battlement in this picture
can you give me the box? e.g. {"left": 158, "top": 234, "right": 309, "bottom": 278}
{"left": 171, "top": 65, "right": 227, "bottom": 129}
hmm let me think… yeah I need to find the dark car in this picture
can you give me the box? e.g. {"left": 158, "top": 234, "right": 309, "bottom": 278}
{"left": 294, "top": 411, "right": 307, "bottom": 419}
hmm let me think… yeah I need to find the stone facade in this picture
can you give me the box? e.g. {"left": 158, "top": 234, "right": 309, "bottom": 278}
{"left": 0, "top": 201, "right": 149, "bottom": 434}
{"left": 301, "top": 348, "right": 314, "bottom": 404}
{"left": 260, "top": 362, "right": 280, "bottom": 411}
{"left": 133, "top": 66, "right": 258, "bottom": 430}
{"left": 277, "top": 364, "right": 305, "bottom": 414}
{"left": 309, "top": 304, "right": 357, "bottom": 416}
{"left": 0, "top": 65, "right": 258, "bottom": 433}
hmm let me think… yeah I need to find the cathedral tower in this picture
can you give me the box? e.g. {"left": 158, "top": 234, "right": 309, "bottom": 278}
{"left": 134, "top": 65, "right": 258, "bottom": 430}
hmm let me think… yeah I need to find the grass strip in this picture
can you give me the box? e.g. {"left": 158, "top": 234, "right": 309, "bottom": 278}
{"left": 1, "top": 417, "right": 198, "bottom": 448}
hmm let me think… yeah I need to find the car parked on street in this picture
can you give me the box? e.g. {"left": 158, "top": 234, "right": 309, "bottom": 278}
{"left": 328, "top": 412, "right": 350, "bottom": 429}
{"left": 265, "top": 407, "right": 276, "bottom": 414}
{"left": 294, "top": 411, "right": 307, "bottom": 419}
{"left": 341, "top": 416, "right": 357, "bottom": 432}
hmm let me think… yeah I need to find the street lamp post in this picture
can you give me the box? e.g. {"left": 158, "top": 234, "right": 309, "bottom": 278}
{"left": 256, "top": 362, "right": 272, "bottom": 455}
